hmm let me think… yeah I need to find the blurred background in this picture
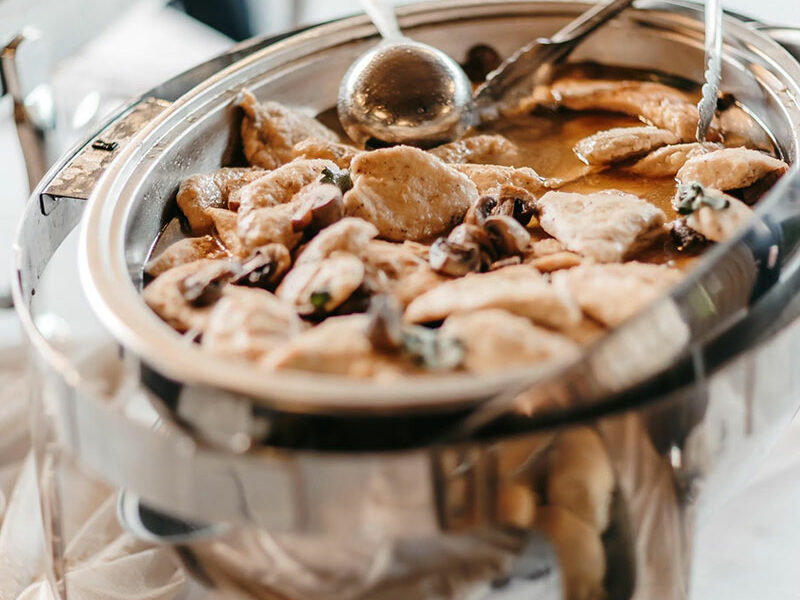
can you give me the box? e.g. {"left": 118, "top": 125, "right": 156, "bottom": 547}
{"left": 1, "top": 1, "right": 800, "bottom": 598}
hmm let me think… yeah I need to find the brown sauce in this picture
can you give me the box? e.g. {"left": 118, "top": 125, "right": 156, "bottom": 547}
{"left": 482, "top": 109, "right": 704, "bottom": 269}
{"left": 140, "top": 63, "right": 787, "bottom": 380}
{"left": 161, "top": 63, "right": 775, "bottom": 277}
{"left": 315, "top": 62, "right": 777, "bottom": 273}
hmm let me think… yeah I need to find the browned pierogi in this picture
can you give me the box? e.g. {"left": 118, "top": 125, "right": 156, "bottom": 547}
{"left": 143, "top": 75, "right": 789, "bottom": 378}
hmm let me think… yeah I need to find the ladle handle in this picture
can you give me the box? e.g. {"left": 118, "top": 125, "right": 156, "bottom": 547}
{"left": 360, "top": 0, "right": 403, "bottom": 41}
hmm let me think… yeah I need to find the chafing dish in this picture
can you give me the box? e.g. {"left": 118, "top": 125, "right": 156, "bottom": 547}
{"left": 12, "top": 2, "right": 800, "bottom": 599}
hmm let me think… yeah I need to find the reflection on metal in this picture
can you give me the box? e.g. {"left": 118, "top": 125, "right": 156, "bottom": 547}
{"left": 474, "top": 0, "right": 636, "bottom": 115}
{"left": 41, "top": 97, "right": 171, "bottom": 208}
{"left": 1, "top": 29, "right": 57, "bottom": 191}
{"left": 9, "top": 3, "right": 800, "bottom": 600}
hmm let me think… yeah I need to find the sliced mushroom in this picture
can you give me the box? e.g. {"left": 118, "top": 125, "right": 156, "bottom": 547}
{"left": 447, "top": 223, "right": 495, "bottom": 254}
{"left": 428, "top": 222, "right": 497, "bottom": 275}
{"left": 495, "top": 186, "right": 536, "bottom": 225}
{"left": 179, "top": 260, "right": 237, "bottom": 306}
{"left": 231, "top": 244, "right": 292, "bottom": 289}
{"left": 465, "top": 190, "right": 535, "bottom": 229}
{"left": 366, "top": 294, "right": 405, "bottom": 353}
{"left": 464, "top": 196, "right": 498, "bottom": 227}
{"left": 363, "top": 293, "right": 466, "bottom": 370}
{"left": 144, "top": 259, "right": 234, "bottom": 332}
{"left": 428, "top": 237, "right": 482, "bottom": 276}
{"left": 670, "top": 219, "right": 707, "bottom": 250}
{"left": 484, "top": 215, "right": 531, "bottom": 256}
{"left": 290, "top": 182, "right": 344, "bottom": 233}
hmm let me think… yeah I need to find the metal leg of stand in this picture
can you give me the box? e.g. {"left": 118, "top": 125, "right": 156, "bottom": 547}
{"left": 2, "top": 30, "right": 60, "bottom": 308}
{"left": 30, "top": 376, "right": 68, "bottom": 600}
{"left": 1, "top": 30, "right": 58, "bottom": 192}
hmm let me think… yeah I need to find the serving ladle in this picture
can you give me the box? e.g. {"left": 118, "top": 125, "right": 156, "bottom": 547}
{"left": 338, "top": 0, "right": 637, "bottom": 148}
{"left": 337, "top": 0, "right": 474, "bottom": 148}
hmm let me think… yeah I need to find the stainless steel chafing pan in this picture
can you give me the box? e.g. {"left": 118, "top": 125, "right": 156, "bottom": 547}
{"left": 77, "top": 0, "right": 800, "bottom": 417}
{"left": 12, "top": 2, "right": 800, "bottom": 600}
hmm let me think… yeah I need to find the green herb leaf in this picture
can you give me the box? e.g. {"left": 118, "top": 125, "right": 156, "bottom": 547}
{"left": 309, "top": 290, "right": 332, "bottom": 311}
{"left": 676, "top": 182, "right": 730, "bottom": 215}
{"left": 320, "top": 166, "right": 353, "bottom": 193}
{"left": 402, "top": 326, "right": 464, "bottom": 371}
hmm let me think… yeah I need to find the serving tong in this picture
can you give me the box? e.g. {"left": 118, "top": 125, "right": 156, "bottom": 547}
{"left": 696, "top": 0, "right": 723, "bottom": 141}
{"left": 459, "top": 0, "right": 733, "bottom": 437}
{"left": 473, "top": 0, "right": 637, "bottom": 118}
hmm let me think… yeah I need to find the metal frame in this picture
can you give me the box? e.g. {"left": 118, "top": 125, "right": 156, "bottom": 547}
{"left": 9, "top": 3, "right": 800, "bottom": 599}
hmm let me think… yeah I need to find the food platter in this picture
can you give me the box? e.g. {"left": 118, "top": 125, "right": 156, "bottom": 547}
{"left": 11, "top": 2, "right": 800, "bottom": 599}
{"left": 72, "top": 1, "right": 800, "bottom": 420}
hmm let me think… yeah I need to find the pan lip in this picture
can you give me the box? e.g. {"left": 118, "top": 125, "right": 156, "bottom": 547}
{"left": 78, "top": 0, "right": 800, "bottom": 416}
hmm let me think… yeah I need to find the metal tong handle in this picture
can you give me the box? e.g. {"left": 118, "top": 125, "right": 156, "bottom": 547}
{"left": 549, "top": 0, "right": 637, "bottom": 44}
{"left": 360, "top": 0, "right": 403, "bottom": 41}
{"left": 474, "top": 0, "right": 636, "bottom": 110}
{"left": 696, "top": 0, "right": 723, "bottom": 141}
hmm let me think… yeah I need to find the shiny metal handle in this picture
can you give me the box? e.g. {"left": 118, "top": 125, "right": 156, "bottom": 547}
{"left": 39, "top": 97, "right": 171, "bottom": 211}
{"left": 1, "top": 30, "right": 58, "bottom": 191}
{"left": 696, "top": 0, "right": 723, "bottom": 142}
{"left": 474, "top": 0, "right": 635, "bottom": 111}
{"left": 32, "top": 26, "right": 308, "bottom": 212}
{"left": 360, "top": 0, "right": 403, "bottom": 40}
{"left": 549, "top": 0, "right": 637, "bottom": 44}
